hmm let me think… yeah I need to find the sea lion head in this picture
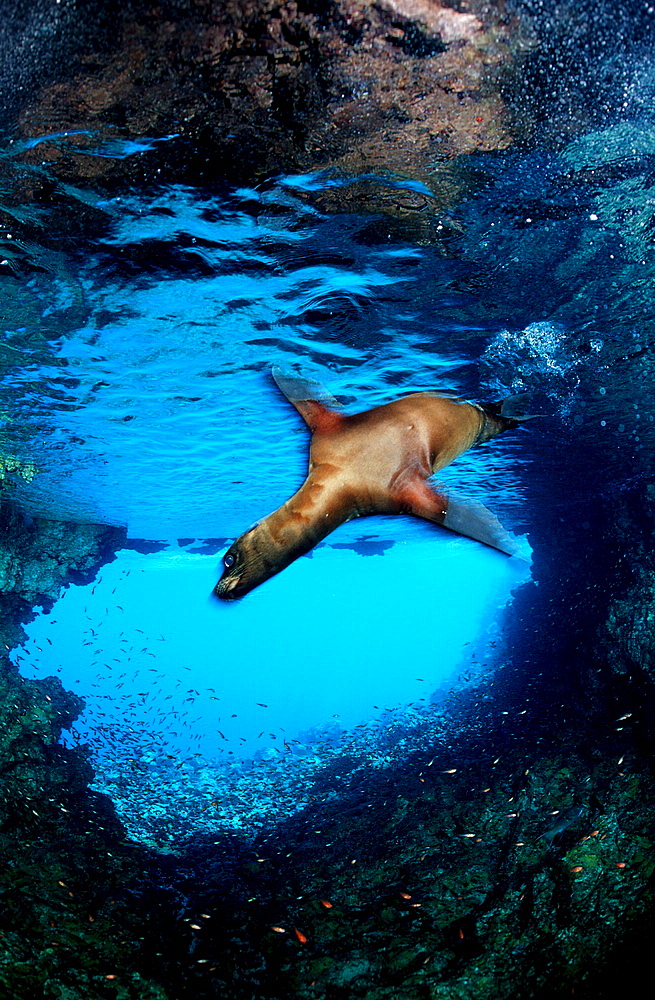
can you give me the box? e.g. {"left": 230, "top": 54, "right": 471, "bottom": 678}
{"left": 213, "top": 527, "right": 262, "bottom": 601}
{"left": 213, "top": 520, "right": 290, "bottom": 601}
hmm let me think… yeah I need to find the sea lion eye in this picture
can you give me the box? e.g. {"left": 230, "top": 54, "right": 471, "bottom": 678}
{"left": 223, "top": 553, "right": 235, "bottom": 570}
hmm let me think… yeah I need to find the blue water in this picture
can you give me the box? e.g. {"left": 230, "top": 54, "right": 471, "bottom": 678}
{"left": 16, "top": 542, "right": 528, "bottom": 762}
{"left": 4, "top": 178, "right": 531, "bottom": 535}
{"left": 3, "top": 117, "right": 655, "bottom": 842}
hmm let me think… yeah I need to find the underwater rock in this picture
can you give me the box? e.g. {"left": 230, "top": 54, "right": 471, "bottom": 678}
{"left": 0, "top": 501, "right": 125, "bottom": 638}
{"left": 13, "top": 0, "right": 526, "bottom": 195}
{"left": 596, "top": 484, "right": 655, "bottom": 684}
{"left": 0, "top": 654, "right": 172, "bottom": 999}
{"left": 0, "top": 498, "right": 127, "bottom": 655}
{"left": 0, "top": 658, "right": 89, "bottom": 829}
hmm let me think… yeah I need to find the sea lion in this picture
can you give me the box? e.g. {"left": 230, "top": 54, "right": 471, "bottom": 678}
{"left": 214, "top": 368, "right": 529, "bottom": 600}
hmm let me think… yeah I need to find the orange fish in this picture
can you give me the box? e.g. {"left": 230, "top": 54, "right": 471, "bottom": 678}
{"left": 294, "top": 927, "right": 308, "bottom": 943}
{"left": 320, "top": 900, "right": 332, "bottom": 909}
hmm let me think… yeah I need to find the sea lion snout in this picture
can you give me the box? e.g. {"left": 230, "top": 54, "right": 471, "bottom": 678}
{"left": 214, "top": 575, "right": 241, "bottom": 600}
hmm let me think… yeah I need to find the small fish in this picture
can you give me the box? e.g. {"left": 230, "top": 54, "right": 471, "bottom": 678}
{"left": 294, "top": 928, "right": 308, "bottom": 943}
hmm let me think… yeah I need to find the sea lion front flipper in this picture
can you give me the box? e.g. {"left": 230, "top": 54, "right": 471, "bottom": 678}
{"left": 272, "top": 366, "right": 343, "bottom": 433}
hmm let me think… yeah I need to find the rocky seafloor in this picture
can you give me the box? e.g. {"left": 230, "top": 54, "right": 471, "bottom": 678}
{"left": 2, "top": 1, "right": 655, "bottom": 998}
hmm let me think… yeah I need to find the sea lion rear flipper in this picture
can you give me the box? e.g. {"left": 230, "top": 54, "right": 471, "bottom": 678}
{"left": 272, "top": 366, "right": 343, "bottom": 433}
{"left": 397, "top": 477, "right": 526, "bottom": 559}
{"left": 443, "top": 494, "right": 527, "bottom": 559}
